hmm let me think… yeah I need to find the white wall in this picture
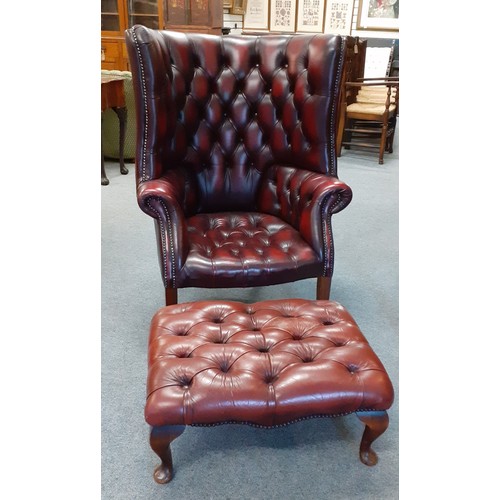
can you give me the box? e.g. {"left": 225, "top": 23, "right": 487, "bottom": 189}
{"left": 223, "top": 9, "right": 243, "bottom": 34}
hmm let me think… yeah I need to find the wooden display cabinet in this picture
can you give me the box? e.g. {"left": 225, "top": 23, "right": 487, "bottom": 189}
{"left": 164, "top": 0, "right": 222, "bottom": 35}
{"left": 101, "top": 0, "right": 163, "bottom": 71}
{"left": 102, "top": 0, "right": 223, "bottom": 70}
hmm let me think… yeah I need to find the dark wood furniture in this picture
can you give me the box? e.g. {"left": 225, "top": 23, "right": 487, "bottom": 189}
{"left": 101, "top": 74, "right": 129, "bottom": 185}
{"left": 102, "top": 0, "right": 163, "bottom": 71}
{"left": 338, "top": 77, "right": 399, "bottom": 165}
{"left": 228, "top": 0, "right": 247, "bottom": 15}
{"left": 101, "top": 0, "right": 224, "bottom": 71}
{"left": 337, "top": 44, "right": 399, "bottom": 165}
{"left": 335, "top": 36, "right": 367, "bottom": 156}
{"left": 145, "top": 298, "right": 394, "bottom": 483}
{"left": 164, "top": 0, "right": 223, "bottom": 34}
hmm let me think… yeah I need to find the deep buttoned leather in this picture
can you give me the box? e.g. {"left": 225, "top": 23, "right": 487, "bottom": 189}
{"left": 180, "top": 212, "right": 322, "bottom": 287}
{"left": 146, "top": 299, "right": 394, "bottom": 427}
{"left": 126, "top": 26, "right": 353, "bottom": 289}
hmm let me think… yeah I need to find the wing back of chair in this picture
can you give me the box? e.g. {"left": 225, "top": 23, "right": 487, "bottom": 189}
{"left": 126, "top": 26, "right": 346, "bottom": 214}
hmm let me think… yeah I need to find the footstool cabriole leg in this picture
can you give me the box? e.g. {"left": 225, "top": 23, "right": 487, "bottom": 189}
{"left": 150, "top": 425, "right": 185, "bottom": 484}
{"left": 356, "top": 411, "right": 389, "bottom": 466}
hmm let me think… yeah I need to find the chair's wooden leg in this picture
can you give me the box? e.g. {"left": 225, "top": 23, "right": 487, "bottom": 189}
{"left": 336, "top": 105, "right": 346, "bottom": 157}
{"left": 150, "top": 425, "right": 185, "bottom": 484}
{"left": 316, "top": 277, "right": 331, "bottom": 300}
{"left": 165, "top": 287, "right": 178, "bottom": 306}
{"left": 344, "top": 118, "right": 353, "bottom": 149}
{"left": 356, "top": 411, "right": 389, "bottom": 466}
{"left": 388, "top": 118, "right": 396, "bottom": 153}
{"left": 379, "top": 124, "right": 388, "bottom": 164}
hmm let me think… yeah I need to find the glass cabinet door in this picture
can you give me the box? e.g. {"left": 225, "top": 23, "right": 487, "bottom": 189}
{"left": 101, "top": 0, "right": 121, "bottom": 31}
{"left": 128, "top": 0, "right": 160, "bottom": 29}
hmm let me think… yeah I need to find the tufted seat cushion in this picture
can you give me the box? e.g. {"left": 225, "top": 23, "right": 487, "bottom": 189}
{"left": 179, "top": 213, "right": 322, "bottom": 287}
{"left": 146, "top": 299, "right": 394, "bottom": 428}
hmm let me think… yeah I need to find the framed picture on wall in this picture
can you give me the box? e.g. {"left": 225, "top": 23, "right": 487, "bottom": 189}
{"left": 324, "top": 0, "right": 354, "bottom": 35}
{"left": 243, "top": 0, "right": 270, "bottom": 30}
{"left": 357, "top": 0, "right": 399, "bottom": 31}
{"left": 296, "top": 0, "right": 325, "bottom": 33}
{"left": 269, "top": 0, "right": 297, "bottom": 32}
{"left": 231, "top": 0, "right": 248, "bottom": 15}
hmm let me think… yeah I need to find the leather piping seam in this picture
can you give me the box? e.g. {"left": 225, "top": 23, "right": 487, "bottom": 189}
{"left": 132, "top": 28, "right": 149, "bottom": 181}
{"left": 146, "top": 198, "right": 176, "bottom": 288}
{"left": 328, "top": 37, "right": 345, "bottom": 176}
{"left": 180, "top": 409, "right": 386, "bottom": 429}
{"left": 320, "top": 193, "right": 341, "bottom": 276}
{"left": 130, "top": 26, "right": 149, "bottom": 183}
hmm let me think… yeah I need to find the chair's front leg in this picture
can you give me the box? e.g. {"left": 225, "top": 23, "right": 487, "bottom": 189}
{"left": 316, "top": 276, "right": 331, "bottom": 300}
{"left": 165, "top": 287, "right": 178, "bottom": 306}
{"left": 379, "top": 123, "right": 388, "bottom": 165}
{"left": 150, "top": 425, "right": 185, "bottom": 484}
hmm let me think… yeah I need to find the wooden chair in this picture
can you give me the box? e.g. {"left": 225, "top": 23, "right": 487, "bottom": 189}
{"left": 337, "top": 44, "right": 399, "bottom": 165}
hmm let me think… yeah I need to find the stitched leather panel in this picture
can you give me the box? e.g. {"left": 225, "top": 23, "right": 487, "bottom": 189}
{"left": 126, "top": 26, "right": 344, "bottom": 208}
{"left": 178, "top": 212, "right": 322, "bottom": 287}
{"left": 258, "top": 165, "right": 353, "bottom": 274}
{"left": 145, "top": 299, "right": 394, "bottom": 427}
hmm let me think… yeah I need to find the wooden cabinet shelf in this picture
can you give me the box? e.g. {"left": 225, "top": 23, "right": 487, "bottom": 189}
{"left": 101, "top": 0, "right": 223, "bottom": 70}
{"left": 101, "top": 0, "right": 162, "bottom": 70}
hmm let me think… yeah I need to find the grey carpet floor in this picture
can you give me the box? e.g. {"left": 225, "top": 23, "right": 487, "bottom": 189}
{"left": 101, "top": 131, "right": 399, "bottom": 499}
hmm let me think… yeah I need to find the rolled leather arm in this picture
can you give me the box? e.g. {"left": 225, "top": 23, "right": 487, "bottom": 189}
{"left": 299, "top": 173, "right": 352, "bottom": 276}
{"left": 258, "top": 166, "right": 353, "bottom": 276}
{"left": 137, "top": 170, "right": 194, "bottom": 288}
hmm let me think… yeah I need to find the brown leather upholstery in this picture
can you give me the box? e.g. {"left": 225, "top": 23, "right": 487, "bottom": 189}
{"left": 183, "top": 213, "right": 321, "bottom": 287}
{"left": 125, "top": 26, "right": 353, "bottom": 297}
{"left": 146, "top": 299, "right": 394, "bottom": 427}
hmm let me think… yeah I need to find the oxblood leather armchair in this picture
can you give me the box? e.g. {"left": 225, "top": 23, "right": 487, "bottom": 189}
{"left": 125, "top": 25, "right": 353, "bottom": 305}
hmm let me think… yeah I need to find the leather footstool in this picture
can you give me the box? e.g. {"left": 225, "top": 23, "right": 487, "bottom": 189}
{"left": 146, "top": 299, "right": 394, "bottom": 484}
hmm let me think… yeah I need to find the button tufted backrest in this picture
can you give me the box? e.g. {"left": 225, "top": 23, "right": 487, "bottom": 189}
{"left": 126, "top": 26, "right": 346, "bottom": 213}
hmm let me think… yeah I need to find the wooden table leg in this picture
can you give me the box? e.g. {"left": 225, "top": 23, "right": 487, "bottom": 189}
{"left": 101, "top": 113, "right": 109, "bottom": 186}
{"left": 112, "top": 106, "right": 128, "bottom": 176}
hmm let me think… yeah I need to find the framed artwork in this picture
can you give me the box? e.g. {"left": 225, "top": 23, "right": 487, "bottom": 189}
{"left": 357, "top": 0, "right": 399, "bottom": 31}
{"left": 231, "top": 0, "right": 248, "bottom": 15}
{"left": 324, "top": 0, "right": 354, "bottom": 35}
{"left": 296, "top": 0, "right": 325, "bottom": 33}
{"left": 269, "top": 0, "right": 297, "bottom": 32}
{"left": 243, "top": 0, "right": 270, "bottom": 30}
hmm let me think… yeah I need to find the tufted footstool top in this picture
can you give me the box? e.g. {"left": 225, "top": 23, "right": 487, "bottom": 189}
{"left": 146, "top": 299, "right": 394, "bottom": 428}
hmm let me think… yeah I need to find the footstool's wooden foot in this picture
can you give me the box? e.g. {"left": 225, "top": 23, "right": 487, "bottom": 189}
{"left": 356, "top": 411, "right": 389, "bottom": 466}
{"left": 150, "top": 425, "right": 185, "bottom": 484}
